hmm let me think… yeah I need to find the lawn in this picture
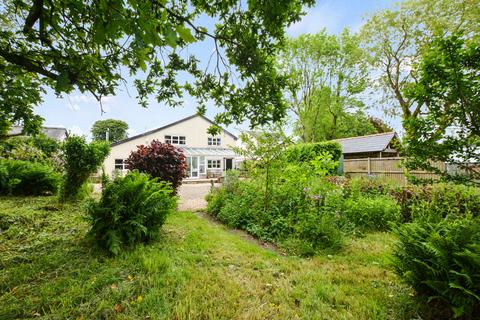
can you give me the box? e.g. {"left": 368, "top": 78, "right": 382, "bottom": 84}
{"left": 0, "top": 196, "right": 417, "bottom": 319}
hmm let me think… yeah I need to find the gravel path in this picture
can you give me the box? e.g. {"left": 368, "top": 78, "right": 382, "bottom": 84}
{"left": 93, "top": 182, "right": 217, "bottom": 211}
{"left": 177, "top": 183, "right": 219, "bottom": 211}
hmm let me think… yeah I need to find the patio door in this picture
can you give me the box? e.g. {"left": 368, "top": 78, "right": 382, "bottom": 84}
{"left": 187, "top": 156, "right": 199, "bottom": 178}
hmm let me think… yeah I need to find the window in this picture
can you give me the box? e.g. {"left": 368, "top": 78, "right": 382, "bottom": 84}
{"left": 208, "top": 137, "right": 221, "bottom": 146}
{"left": 165, "top": 135, "right": 186, "bottom": 145}
{"left": 207, "top": 159, "right": 221, "bottom": 169}
{"left": 115, "top": 159, "right": 126, "bottom": 170}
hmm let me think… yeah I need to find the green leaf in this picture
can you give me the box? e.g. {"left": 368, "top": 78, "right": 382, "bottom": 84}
{"left": 55, "top": 71, "right": 71, "bottom": 93}
{"left": 164, "top": 25, "right": 178, "bottom": 48}
{"left": 176, "top": 25, "right": 196, "bottom": 43}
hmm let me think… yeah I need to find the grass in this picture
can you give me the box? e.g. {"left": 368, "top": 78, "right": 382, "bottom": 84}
{"left": 0, "top": 196, "right": 417, "bottom": 319}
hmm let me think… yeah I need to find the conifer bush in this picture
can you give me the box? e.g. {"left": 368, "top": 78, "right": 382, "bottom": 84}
{"left": 86, "top": 171, "right": 176, "bottom": 255}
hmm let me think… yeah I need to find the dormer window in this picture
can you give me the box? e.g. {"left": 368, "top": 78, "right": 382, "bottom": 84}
{"left": 208, "top": 137, "right": 221, "bottom": 146}
{"left": 165, "top": 135, "right": 186, "bottom": 145}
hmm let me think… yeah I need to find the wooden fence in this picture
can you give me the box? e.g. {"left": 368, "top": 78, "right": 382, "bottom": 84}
{"left": 342, "top": 157, "right": 446, "bottom": 185}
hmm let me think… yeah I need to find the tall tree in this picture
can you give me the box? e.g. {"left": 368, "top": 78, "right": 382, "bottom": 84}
{"left": 403, "top": 34, "right": 480, "bottom": 183}
{"left": 279, "top": 29, "right": 370, "bottom": 142}
{"left": 91, "top": 119, "right": 129, "bottom": 143}
{"left": 0, "top": 0, "right": 315, "bottom": 135}
{"left": 360, "top": 0, "right": 480, "bottom": 131}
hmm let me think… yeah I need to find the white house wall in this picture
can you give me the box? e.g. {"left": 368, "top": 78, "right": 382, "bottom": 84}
{"left": 103, "top": 115, "right": 237, "bottom": 176}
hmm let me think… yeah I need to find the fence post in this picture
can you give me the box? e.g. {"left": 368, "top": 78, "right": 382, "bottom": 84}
{"left": 367, "top": 157, "right": 371, "bottom": 175}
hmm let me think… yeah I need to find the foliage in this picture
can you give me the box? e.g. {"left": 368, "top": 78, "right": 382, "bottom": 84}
{"left": 343, "top": 195, "right": 401, "bottom": 231}
{"left": 403, "top": 34, "right": 480, "bottom": 184}
{"left": 368, "top": 116, "right": 394, "bottom": 133}
{"left": 207, "top": 174, "right": 346, "bottom": 256}
{"left": 0, "top": 196, "right": 415, "bottom": 319}
{"left": 408, "top": 183, "right": 480, "bottom": 222}
{"left": 392, "top": 218, "right": 480, "bottom": 319}
{"left": 0, "top": 134, "right": 61, "bottom": 163}
{"left": 91, "top": 119, "right": 129, "bottom": 143}
{"left": 125, "top": 140, "right": 187, "bottom": 191}
{"left": 234, "top": 126, "right": 292, "bottom": 208}
{"left": 284, "top": 141, "right": 342, "bottom": 174}
{"left": 0, "top": 159, "right": 60, "bottom": 195}
{"left": 60, "top": 136, "right": 110, "bottom": 202}
{"left": 360, "top": 0, "right": 479, "bottom": 133}
{"left": 279, "top": 29, "right": 372, "bottom": 142}
{"left": 0, "top": 62, "right": 44, "bottom": 137}
{"left": 0, "top": 0, "right": 316, "bottom": 135}
{"left": 309, "top": 152, "right": 339, "bottom": 177}
{"left": 86, "top": 171, "right": 176, "bottom": 255}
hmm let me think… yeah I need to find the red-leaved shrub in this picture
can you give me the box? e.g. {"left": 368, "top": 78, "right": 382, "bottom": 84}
{"left": 125, "top": 140, "right": 187, "bottom": 191}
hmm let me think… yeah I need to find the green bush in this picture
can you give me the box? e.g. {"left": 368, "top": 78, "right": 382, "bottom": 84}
{"left": 409, "top": 183, "right": 480, "bottom": 222}
{"left": 392, "top": 218, "right": 480, "bottom": 319}
{"left": 207, "top": 173, "right": 345, "bottom": 256}
{"left": 86, "top": 171, "right": 176, "bottom": 255}
{"left": 60, "top": 136, "right": 110, "bottom": 201}
{"left": 343, "top": 195, "right": 401, "bottom": 231}
{"left": 0, "top": 159, "right": 60, "bottom": 195}
{"left": 284, "top": 141, "right": 342, "bottom": 174}
{"left": 0, "top": 134, "right": 61, "bottom": 162}
{"left": 344, "top": 177, "right": 393, "bottom": 198}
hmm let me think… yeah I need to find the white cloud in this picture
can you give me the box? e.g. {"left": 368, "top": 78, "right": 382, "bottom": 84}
{"left": 69, "top": 94, "right": 96, "bottom": 104}
{"left": 67, "top": 102, "right": 80, "bottom": 111}
{"left": 287, "top": 2, "right": 342, "bottom": 36}
{"left": 127, "top": 128, "right": 137, "bottom": 137}
{"left": 68, "top": 125, "right": 84, "bottom": 136}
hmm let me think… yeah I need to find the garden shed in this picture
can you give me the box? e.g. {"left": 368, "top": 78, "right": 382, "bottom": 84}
{"left": 333, "top": 132, "right": 400, "bottom": 159}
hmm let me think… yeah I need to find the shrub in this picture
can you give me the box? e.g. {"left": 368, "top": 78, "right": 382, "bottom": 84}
{"left": 86, "top": 171, "right": 176, "bottom": 255}
{"left": 0, "top": 134, "right": 61, "bottom": 162}
{"left": 392, "top": 218, "right": 480, "bottom": 319}
{"left": 343, "top": 195, "right": 401, "bottom": 231}
{"left": 344, "top": 176, "right": 393, "bottom": 198}
{"left": 60, "top": 136, "right": 110, "bottom": 202}
{"left": 0, "top": 159, "right": 60, "bottom": 195}
{"left": 206, "top": 174, "right": 345, "bottom": 256}
{"left": 125, "top": 140, "right": 187, "bottom": 191}
{"left": 409, "top": 183, "right": 480, "bottom": 222}
{"left": 284, "top": 141, "right": 342, "bottom": 174}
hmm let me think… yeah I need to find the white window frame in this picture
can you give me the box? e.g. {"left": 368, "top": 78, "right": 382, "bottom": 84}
{"left": 207, "top": 159, "right": 221, "bottom": 169}
{"left": 165, "top": 135, "right": 186, "bottom": 145}
{"left": 114, "top": 159, "right": 126, "bottom": 170}
{"left": 208, "top": 137, "right": 221, "bottom": 146}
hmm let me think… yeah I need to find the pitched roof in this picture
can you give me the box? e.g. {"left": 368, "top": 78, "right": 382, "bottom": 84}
{"left": 7, "top": 126, "right": 68, "bottom": 140}
{"left": 333, "top": 132, "right": 398, "bottom": 154}
{"left": 111, "top": 114, "right": 237, "bottom": 147}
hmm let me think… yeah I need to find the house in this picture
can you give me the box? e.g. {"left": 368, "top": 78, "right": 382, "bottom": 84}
{"left": 333, "top": 132, "right": 400, "bottom": 159}
{"left": 7, "top": 126, "right": 68, "bottom": 141}
{"left": 104, "top": 114, "right": 239, "bottom": 178}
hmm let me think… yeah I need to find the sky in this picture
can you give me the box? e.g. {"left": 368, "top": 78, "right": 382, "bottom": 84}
{"left": 34, "top": 0, "right": 399, "bottom": 140}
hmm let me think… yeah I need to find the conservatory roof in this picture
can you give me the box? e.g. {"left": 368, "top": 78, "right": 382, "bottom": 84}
{"left": 333, "top": 132, "right": 398, "bottom": 154}
{"left": 180, "top": 147, "right": 238, "bottom": 157}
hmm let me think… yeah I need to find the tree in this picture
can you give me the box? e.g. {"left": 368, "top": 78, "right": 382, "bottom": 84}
{"left": 125, "top": 140, "right": 187, "bottom": 191}
{"left": 295, "top": 108, "right": 379, "bottom": 141}
{"left": 60, "top": 136, "right": 110, "bottom": 202}
{"left": 368, "top": 116, "right": 393, "bottom": 134}
{"left": 403, "top": 34, "right": 480, "bottom": 183}
{"left": 360, "top": 0, "right": 480, "bottom": 132}
{"left": 91, "top": 119, "right": 129, "bottom": 143}
{"left": 234, "top": 124, "right": 292, "bottom": 209}
{"left": 278, "top": 29, "right": 370, "bottom": 142}
{"left": 0, "top": 0, "right": 315, "bottom": 135}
